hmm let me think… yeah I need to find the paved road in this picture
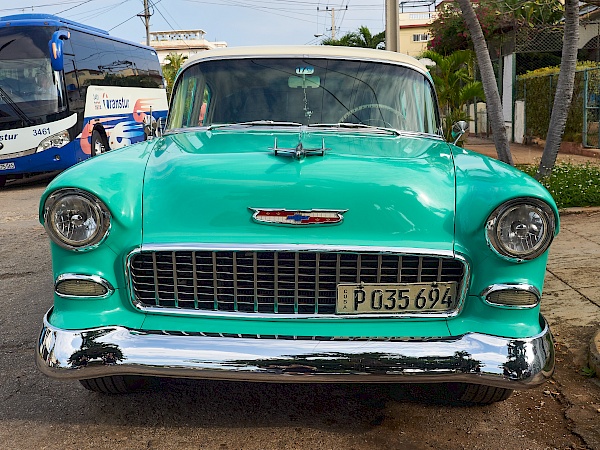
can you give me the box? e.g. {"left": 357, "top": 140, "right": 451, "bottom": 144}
{"left": 1, "top": 178, "right": 599, "bottom": 450}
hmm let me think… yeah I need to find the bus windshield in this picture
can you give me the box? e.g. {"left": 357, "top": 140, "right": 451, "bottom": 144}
{"left": 0, "top": 26, "right": 66, "bottom": 126}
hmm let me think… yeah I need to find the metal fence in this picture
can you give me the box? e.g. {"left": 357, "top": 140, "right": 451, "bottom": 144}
{"left": 515, "top": 67, "right": 600, "bottom": 148}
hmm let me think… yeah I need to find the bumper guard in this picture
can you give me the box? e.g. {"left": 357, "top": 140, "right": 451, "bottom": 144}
{"left": 36, "top": 310, "right": 554, "bottom": 389}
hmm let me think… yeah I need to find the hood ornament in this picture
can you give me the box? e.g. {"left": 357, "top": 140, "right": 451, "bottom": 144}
{"left": 270, "top": 138, "right": 329, "bottom": 160}
{"left": 249, "top": 208, "right": 347, "bottom": 226}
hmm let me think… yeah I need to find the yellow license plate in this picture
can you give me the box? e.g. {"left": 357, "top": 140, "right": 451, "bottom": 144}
{"left": 336, "top": 282, "right": 457, "bottom": 314}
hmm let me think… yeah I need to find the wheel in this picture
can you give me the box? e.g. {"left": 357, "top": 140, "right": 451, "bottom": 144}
{"left": 452, "top": 383, "right": 513, "bottom": 404}
{"left": 0, "top": 175, "right": 6, "bottom": 188}
{"left": 338, "top": 103, "right": 406, "bottom": 128}
{"left": 91, "top": 129, "right": 109, "bottom": 156}
{"left": 79, "top": 375, "right": 156, "bottom": 394}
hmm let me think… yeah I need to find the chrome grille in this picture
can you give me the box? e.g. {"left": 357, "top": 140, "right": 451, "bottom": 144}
{"left": 129, "top": 250, "right": 465, "bottom": 314}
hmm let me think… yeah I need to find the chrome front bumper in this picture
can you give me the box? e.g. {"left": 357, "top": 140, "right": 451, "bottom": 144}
{"left": 36, "top": 310, "right": 554, "bottom": 389}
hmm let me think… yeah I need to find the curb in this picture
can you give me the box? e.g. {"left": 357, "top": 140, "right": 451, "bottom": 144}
{"left": 590, "top": 330, "right": 600, "bottom": 379}
{"left": 558, "top": 206, "right": 600, "bottom": 216}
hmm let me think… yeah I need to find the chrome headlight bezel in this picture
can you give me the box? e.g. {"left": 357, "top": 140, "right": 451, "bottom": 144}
{"left": 485, "top": 198, "right": 556, "bottom": 262}
{"left": 43, "top": 188, "right": 111, "bottom": 251}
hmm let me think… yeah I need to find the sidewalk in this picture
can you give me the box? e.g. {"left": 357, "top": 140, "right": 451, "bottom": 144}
{"left": 542, "top": 211, "right": 600, "bottom": 447}
{"left": 464, "top": 135, "right": 600, "bottom": 165}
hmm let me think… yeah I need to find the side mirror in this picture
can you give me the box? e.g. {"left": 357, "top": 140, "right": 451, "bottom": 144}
{"left": 451, "top": 120, "right": 468, "bottom": 145}
{"left": 48, "top": 30, "right": 70, "bottom": 72}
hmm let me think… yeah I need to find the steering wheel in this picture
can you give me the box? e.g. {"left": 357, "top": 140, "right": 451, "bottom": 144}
{"left": 338, "top": 103, "right": 406, "bottom": 129}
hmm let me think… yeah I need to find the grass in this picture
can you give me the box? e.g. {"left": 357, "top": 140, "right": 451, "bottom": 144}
{"left": 518, "top": 162, "right": 600, "bottom": 209}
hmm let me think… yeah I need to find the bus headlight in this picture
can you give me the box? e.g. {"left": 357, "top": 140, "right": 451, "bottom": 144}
{"left": 36, "top": 130, "right": 71, "bottom": 152}
{"left": 43, "top": 189, "right": 111, "bottom": 251}
{"left": 485, "top": 198, "right": 555, "bottom": 261}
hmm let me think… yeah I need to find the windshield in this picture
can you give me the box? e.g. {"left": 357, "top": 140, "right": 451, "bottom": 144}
{"left": 0, "top": 26, "right": 67, "bottom": 126}
{"left": 168, "top": 57, "right": 440, "bottom": 134}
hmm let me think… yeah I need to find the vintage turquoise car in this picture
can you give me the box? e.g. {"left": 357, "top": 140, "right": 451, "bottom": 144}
{"left": 36, "top": 46, "right": 557, "bottom": 404}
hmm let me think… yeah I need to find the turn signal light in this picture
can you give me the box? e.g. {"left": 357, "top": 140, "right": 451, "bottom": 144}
{"left": 55, "top": 278, "right": 109, "bottom": 297}
{"left": 482, "top": 284, "right": 540, "bottom": 307}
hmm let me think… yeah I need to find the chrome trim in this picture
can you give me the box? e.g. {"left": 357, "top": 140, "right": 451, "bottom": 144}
{"left": 0, "top": 147, "right": 36, "bottom": 161}
{"left": 480, "top": 283, "right": 541, "bottom": 309}
{"left": 139, "top": 243, "right": 456, "bottom": 256}
{"left": 42, "top": 188, "right": 112, "bottom": 252}
{"left": 248, "top": 208, "right": 347, "bottom": 227}
{"left": 54, "top": 273, "right": 115, "bottom": 299}
{"left": 36, "top": 310, "right": 554, "bottom": 389}
{"left": 165, "top": 125, "right": 446, "bottom": 142}
{"left": 125, "top": 245, "right": 470, "bottom": 319}
{"left": 270, "top": 137, "right": 330, "bottom": 159}
{"left": 485, "top": 197, "right": 556, "bottom": 263}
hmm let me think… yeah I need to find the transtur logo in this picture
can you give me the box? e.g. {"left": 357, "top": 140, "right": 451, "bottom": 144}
{"left": 102, "top": 96, "right": 130, "bottom": 109}
{"left": 0, "top": 133, "right": 18, "bottom": 141}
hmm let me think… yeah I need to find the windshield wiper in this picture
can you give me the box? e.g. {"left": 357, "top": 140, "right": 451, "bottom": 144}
{"left": 207, "top": 120, "right": 303, "bottom": 131}
{"left": 308, "top": 122, "right": 400, "bottom": 136}
{"left": 0, "top": 86, "right": 34, "bottom": 126}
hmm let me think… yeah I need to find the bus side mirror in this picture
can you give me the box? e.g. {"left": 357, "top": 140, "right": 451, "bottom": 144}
{"left": 48, "top": 30, "right": 70, "bottom": 72}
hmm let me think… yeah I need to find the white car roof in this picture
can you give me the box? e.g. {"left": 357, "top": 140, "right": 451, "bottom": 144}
{"left": 183, "top": 45, "right": 429, "bottom": 72}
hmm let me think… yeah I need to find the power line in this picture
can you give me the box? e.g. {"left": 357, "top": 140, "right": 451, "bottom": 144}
{"left": 55, "top": 0, "right": 96, "bottom": 15}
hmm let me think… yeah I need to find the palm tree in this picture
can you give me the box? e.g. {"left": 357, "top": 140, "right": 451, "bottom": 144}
{"left": 422, "top": 50, "right": 485, "bottom": 142}
{"left": 455, "top": 0, "right": 513, "bottom": 165}
{"left": 162, "top": 52, "right": 188, "bottom": 97}
{"left": 322, "top": 26, "right": 385, "bottom": 49}
{"left": 351, "top": 26, "right": 386, "bottom": 49}
{"left": 537, "top": 0, "right": 579, "bottom": 179}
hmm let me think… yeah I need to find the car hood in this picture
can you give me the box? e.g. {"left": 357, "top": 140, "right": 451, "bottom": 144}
{"left": 141, "top": 129, "right": 456, "bottom": 252}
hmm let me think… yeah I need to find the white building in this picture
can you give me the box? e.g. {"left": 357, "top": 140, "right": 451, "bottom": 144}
{"left": 148, "top": 30, "right": 227, "bottom": 65}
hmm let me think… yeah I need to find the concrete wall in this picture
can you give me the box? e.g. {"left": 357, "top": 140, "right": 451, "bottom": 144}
{"left": 514, "top": 100, "right": 525, "bottom": 144}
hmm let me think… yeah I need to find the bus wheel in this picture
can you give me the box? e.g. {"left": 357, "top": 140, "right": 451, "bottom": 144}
{"left": 91, "top": 129, "right": 109, "bottom": 156}
{"left": 0, "top": 176, "right": 6, "bottom": 188}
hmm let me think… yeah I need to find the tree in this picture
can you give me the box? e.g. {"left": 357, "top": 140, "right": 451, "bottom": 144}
{"left": 537, "top": 0, "right": 579, "bottom": 179}
{"left": 421, "top": 50, "right": 485, "bottom": 142}
{"left": 429, "top": 0, "right": 564, "bottom": 56}
{"left": 456, "top": 0, "right": 513, "bottom": 165}
{"left": 453, "top": 0, "right": 579, "bottom": 176}
{"left": 322, "top": 26, "right": 385, "bottom": 49}
{"left": 162, "top": 52, "right": 188, "bottom": 97}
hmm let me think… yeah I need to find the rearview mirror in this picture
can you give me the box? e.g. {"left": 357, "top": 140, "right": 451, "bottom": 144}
{"left": 288, "top": 76, "right": 320, "bottom": 89}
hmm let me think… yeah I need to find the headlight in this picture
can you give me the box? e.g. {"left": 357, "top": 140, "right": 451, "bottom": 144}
{"left": 43, "top": 189, "right": 111, "bottom": 250}
{"left": 36, "top": 130, "right": 71, "bottom": 153}
{"left": 485, "top": 198, "right": 555, "bottom": 261}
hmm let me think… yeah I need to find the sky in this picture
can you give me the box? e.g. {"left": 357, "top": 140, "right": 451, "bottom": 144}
{"left": 0, "top": 0, "right": 400, "bottom": 47}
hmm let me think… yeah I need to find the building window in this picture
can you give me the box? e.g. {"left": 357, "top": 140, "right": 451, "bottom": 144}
{"left": 409, "top": 13, "right": 431, "bottom": 20}
{"left": 412, "top": 34, "right": 430, "bottom": 42}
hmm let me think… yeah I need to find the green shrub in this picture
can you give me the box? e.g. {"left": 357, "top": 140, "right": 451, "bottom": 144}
{"left": 518, "top": 162, "right": 600, "bottom": 208}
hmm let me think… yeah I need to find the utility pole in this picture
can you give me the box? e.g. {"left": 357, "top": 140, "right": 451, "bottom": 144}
{"left": 385, "top": 0, "right": 400, "bottom": 52}
{"left": 331, "top": 8, "right": 336, "bottom": 40}
{"left": 138, "top": 0, "right": 152, "bottom": 46}
{"left": 317, "top": 5, "right": 347, "bottom": 40}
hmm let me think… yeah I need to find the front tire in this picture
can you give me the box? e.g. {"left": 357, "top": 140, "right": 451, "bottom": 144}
{"left": 453, "top": 383, "right": 513, "bottom": 404}
{"left": 0, "top": 175, "right": 6, "bottom": 188}
{"left": 79, "top": 375, "right": 156, "bottom": 394}
{"left": 91, "top": 129, "right": 109, "bottom": 156}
